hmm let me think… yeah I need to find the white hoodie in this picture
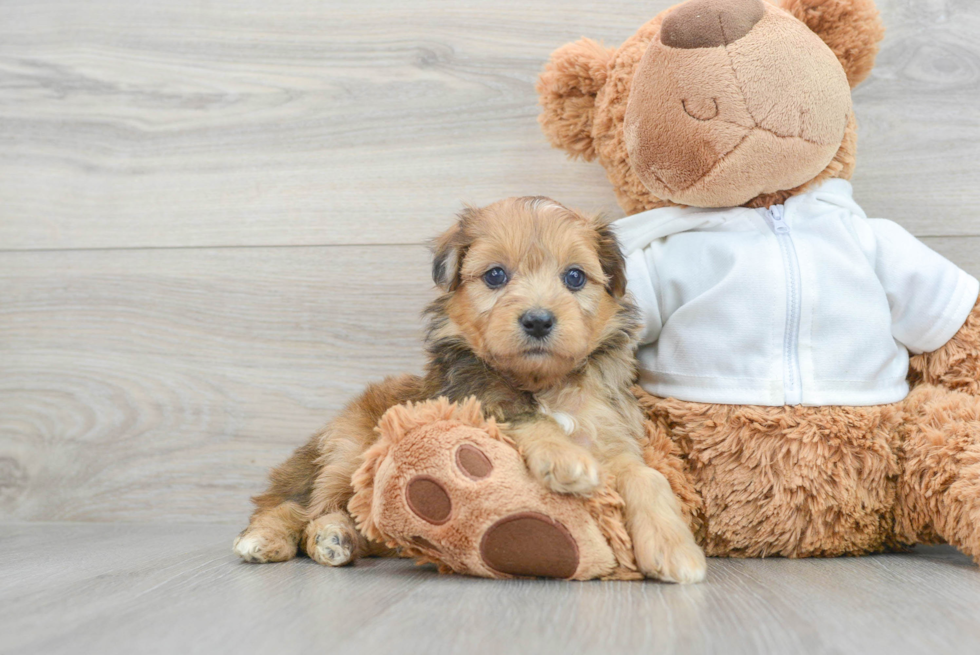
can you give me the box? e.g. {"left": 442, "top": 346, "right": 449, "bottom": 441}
{"left": 614, "top": 179, "right": 979, "bottom": 406}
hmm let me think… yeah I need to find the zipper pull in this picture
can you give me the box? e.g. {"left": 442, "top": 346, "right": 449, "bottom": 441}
{"left": 769, "top": 205, "right": 790, "bottom": 234}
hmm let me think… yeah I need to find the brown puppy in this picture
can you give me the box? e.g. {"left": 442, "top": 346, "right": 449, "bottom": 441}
{"left": 234, "top": 197, "right": 706, "bottom": 582}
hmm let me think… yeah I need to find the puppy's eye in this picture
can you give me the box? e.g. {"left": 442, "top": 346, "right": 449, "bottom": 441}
{"left": 563, "top": 267, "right": 586, "bottom": 291}
{"left": 483, "top": 267, "right": 509, "bottom": 289}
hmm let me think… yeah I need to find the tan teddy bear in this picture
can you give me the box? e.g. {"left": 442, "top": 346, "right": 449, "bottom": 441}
{"left": 537, "top": 0, "right": 980, "bottom": 561}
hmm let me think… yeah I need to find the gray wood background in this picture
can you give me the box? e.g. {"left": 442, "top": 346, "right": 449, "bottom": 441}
{"left": 1, "top": 0, "right": 978, "bottom": 524}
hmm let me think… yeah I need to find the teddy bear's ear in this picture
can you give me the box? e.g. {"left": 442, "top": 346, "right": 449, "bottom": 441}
{"left": 780, "top": 0, "right": 885, "bottom": 88}
{"left": 536, "top": 38, "right": 615, "bottom": 161}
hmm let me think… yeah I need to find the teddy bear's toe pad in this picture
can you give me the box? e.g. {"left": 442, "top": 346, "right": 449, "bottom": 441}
{"left": 456, "top": 444, "right": 493, "bottom": 480}
{"left": 406, "top": 476, "right": 452, "bottom": 525}
{"left": 480, "top": 512, "right": 579, "bottom": 578}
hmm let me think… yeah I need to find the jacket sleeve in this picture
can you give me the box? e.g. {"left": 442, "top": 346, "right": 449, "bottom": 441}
{"left": 868, "top": 218, "right": 980, "bottom": 354}
{"left": 624, "top": 248, "right": 663, "bottom": 345}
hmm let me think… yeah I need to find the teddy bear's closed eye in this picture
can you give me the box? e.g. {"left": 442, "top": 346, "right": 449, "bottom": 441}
{"left": 681, "top": 98, "right": 719, "bottom": 122}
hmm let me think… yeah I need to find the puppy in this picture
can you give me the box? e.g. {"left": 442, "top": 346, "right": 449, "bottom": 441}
{"left": 234, "top": 197, "right": 706, "bottom": 582}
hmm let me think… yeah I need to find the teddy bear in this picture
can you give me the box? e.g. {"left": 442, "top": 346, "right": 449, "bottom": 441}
{"left": 535, "top": 0, "right": 980, "bottom": 561}
{"left": 349, "top": 0, "right": 980, "bottom": 576}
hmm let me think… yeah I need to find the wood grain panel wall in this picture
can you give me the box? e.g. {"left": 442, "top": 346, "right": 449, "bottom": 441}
{"left": 1, "top": 0, "right": 979, "bottom": 523}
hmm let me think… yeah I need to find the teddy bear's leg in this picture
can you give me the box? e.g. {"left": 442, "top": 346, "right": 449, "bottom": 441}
{"left": 350, "top": 399, "right": 635, "bottom": 580}
{"left": 909, "top": 298, "right": 980, "bottom": 395}
{"left": 635, "top": 390, "right": 900, "bottom": 558}
{"left": 896, "top": 384, "right": 980, "bottom": 563}
{"left": 607, "top": 452, "right": 706, "bottom": 583}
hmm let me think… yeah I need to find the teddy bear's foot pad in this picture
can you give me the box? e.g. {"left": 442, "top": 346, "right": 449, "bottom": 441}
{"left": 479, "top": 512, "right": 579, "bottom": 578}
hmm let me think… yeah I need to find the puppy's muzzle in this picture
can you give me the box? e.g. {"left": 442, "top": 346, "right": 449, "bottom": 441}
{"left": 520, "top": 309, "right": 556, "bottom": 340}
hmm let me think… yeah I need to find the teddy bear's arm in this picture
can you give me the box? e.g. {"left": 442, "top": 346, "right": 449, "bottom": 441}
{"left": 909, "top": 297, "right": 980, "bottom": 395}
{"left": 867, "top": 218, "right": 980, "bottom": 355}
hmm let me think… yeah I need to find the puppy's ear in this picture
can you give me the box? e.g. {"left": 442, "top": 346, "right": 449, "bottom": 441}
{"left": 593, "top": 219, "right": 627, "bottom": 298}
{"left": 780, "top": 0, "right": 884, "bottom": 88}
{"left": 431, "top": 209, "right": 473, "bottom": 291}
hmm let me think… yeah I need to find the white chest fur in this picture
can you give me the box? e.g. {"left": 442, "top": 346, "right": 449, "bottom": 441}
{"left": 536, "top": 390, "right": 595, "bottom": 449}
{"left": 540, "top": 408, "right": 577, "bottom": 436}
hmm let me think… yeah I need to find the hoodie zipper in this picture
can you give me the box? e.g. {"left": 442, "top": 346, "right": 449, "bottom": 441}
{"left": 765, "top": 204, "right": 803, "bottom": 405}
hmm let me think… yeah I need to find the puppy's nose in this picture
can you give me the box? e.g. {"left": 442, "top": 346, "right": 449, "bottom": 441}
{"left": 520, "top": 309, "right": 555, "bottom": 339}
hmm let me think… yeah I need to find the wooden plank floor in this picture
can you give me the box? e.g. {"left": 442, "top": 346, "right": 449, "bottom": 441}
{"left": 2, "top": 523, "right": 980, "bottom": 655}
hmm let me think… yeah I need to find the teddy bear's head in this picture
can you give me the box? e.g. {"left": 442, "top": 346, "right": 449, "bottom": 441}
{"left": 538, "top": 0, "right": 885, "bottom": 211}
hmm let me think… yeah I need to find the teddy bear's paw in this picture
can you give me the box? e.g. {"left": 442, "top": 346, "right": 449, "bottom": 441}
{"left": 308, "top": 522, "right": 357, "bottom": 567}
{"left": 633, "top": 529, "right": 706, "bottom": 584}
{"left": 233, "top": 529, "right": 297, "bottom": 564}
{"left": 399, "top": 443, "right": 587, "bottom": 578}
{"left": 355, "top": 399, "right": 631, "bottom": 579}
{"left": 525, "top": 442, "right": 600, "bottom": 496}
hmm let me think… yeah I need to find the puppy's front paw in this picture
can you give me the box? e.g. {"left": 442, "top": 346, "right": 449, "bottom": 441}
{"left": 525, "top": 442, "right": 600, "bottom": 496}
{"left": 233, "top": 529, "right": 297, "bottom": 563}
{"left": 634, "top": 528, "right": 706, "bottom": 584}
{"left": 309, "top": 522, "right": 357, "bottom": 567}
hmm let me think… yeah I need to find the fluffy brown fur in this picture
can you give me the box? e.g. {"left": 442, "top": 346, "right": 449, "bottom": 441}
{"left": 635, "top": 391, "right": 903, "bottom": 558}
{"left": 234, "top": 197, "right": 705, "bottom": 582}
